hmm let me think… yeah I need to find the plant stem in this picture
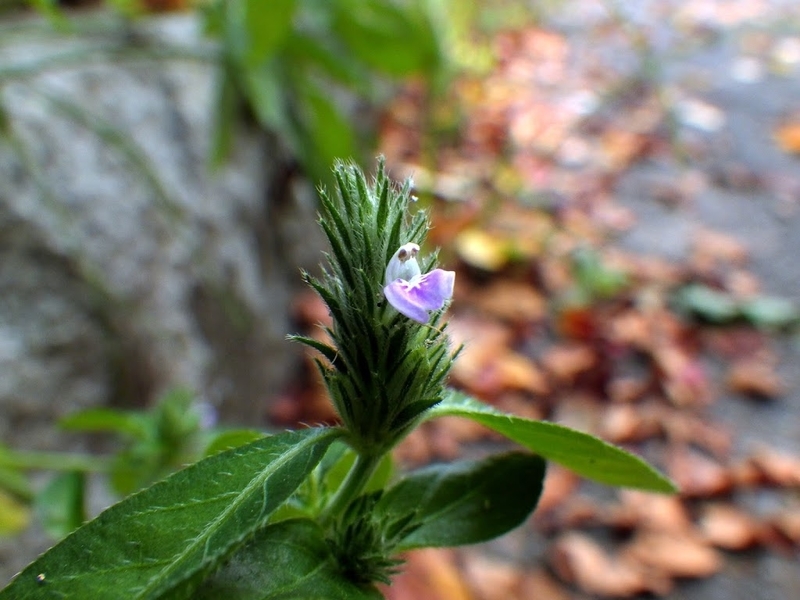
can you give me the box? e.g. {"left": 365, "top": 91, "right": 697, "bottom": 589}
{"left": 0, "top": 449, "right": 110, "bottom": 473}
{"left": 321, "top": 452, "right": 381, "bottom": 526}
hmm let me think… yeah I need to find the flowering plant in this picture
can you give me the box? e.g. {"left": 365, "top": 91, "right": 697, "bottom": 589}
{"left": 0, "top": 160, "right": 674, "bottom": 599}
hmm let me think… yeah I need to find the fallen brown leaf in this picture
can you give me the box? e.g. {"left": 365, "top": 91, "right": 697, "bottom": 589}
{"left": 606, "top": 376, "right": 651, "bottom": 404}
{"left": 541, "top": 343, "right": 597, "bottom": 383}
{"left": 691, "top": 227, "right": 749, "bottom": 271}
{"left": 666, "top": 447, "right": 733, "bottom": 498}
{"left": 491, "top": 352, "right": 550, "bottom": 395}
{"left": 726, "top": 358, "right": 785, "bottom": 398}
{"left": 600, "top": 130, "right": 649, "bottom": 171}
{"left": 615, "top": 490, "right": 694, "bottom": 533}
{"left": 382, "top": 549, "right": 474, "bottom": 600}
{"left": 747, "top": 446, "right": 800, "bottom": 487}
{"left": 461, "top": 553, "right": 522, "bottom": 600}
{"left": 622, "top": 530, "right": 722, "bottom": 579}
{"left": 655, "top": 346, "right": 710, "bottom": 407}
{"left": 600, "top": 404, "right": 661, "bottom": 443}
{"left": 468, "top": 280, "right": 547, "bottom": 323}
{"left": 550, "top": 532, "right": 667, "bottom": 597}
{"left": 769, "top": 509, "right": 800, "bottom": 546}
{"left": 662, "top": 412, "right": 732, "bottom": 459}
{"left": 774, "top": 121, "right": 800, "bottom": 154}
{"left": 517, "top": 568, "right": 572, "bottom": 600}
{"left": 533, "top": 465, "right": 580, "bottom": 515}
{"left": 699, "top": 503, "right": 763, "bottom": 550}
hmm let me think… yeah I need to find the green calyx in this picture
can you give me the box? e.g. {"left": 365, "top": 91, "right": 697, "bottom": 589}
{"left": 327, "top": 491, "right": 413, "bottom": 586}
{"left": 291, "top": 158, "right": 455, "bottom": 455}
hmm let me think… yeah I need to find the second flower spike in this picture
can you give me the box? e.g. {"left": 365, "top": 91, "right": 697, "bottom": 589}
{"left": 384, "top": 243, "right": 455, "bottom": 323}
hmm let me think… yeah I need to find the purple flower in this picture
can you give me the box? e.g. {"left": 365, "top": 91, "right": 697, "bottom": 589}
{"left": 383, "top": 243, "right": 455, "bottom": 323}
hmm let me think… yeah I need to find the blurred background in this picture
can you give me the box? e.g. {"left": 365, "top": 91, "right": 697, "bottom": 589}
{"left": 1, "top": 0, "right": 800, "bottom": 598}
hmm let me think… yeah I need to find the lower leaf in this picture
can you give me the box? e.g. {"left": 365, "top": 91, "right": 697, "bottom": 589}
{"left": 429, "top": 391, "right": 676, "bottom": 493}
{"left": 379, "top": 451, "right": 546, "bottom": 550}
{"left": 196, "top": 519, "right": 383, "bottom": 600}
{"left": 0, "top": 427, "right": 342, "bottom": 600}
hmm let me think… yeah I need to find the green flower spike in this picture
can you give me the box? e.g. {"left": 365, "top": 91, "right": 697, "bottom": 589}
{"left": 291, "top": 158, "right": 456, "bottom": 456}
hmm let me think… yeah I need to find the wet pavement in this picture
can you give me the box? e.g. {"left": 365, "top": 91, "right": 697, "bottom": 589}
{"left": 610, "top": 5, "right": 800, "bottom": 599}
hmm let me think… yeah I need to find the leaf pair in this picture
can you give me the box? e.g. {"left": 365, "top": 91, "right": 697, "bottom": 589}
{"left": 0, "top": 393, "right": 674, "bottom": 598}
{"left": 201, "top": 451, "right": 546, "bottom": 598}
{"left": 0, "top": 428, "right": 342, "bottom": 600}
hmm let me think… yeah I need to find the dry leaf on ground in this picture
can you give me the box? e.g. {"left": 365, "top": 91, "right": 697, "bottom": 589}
{"left": 382, "top": 549, "right": 473, "bottom": 600}
{"left": 622, "top": 530, "right": 722, "bottom": 579}
{"left": 666, "top": 447, "right": 733, "bottom": 498}
{"left": 747, "top": 447, "right": 800, "bottom": 487}
{"left": 541, "top": 344, "right": 597, "bottom": 383}
{"left": 461, "top": 553, "right": 523, "bottom": 600}
{"left": 726, "top": 358, "right": 785, "bottom": 398}
{"left": 615, "top": 490, "right": 694, "bottom": 533}
{"left": 468, "top": 280, "right": 547, "bottom": 323}
{"left": 550, "top": 532, "right": 668, "bottom": 598}
{"left": 698, "top": 503, "right": 763, "bottom": 550}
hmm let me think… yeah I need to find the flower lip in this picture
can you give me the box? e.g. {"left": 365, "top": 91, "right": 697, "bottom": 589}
{"left": 383, "top": 243, "right": 455, "bottom": 323}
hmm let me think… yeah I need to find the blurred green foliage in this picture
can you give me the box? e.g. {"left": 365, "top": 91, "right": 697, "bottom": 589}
{"left": 0, "top": 388, "right": 266, "bottom": 540}
{"left": 6, "top": 0, "right": 447, "bottom": 185}
{"left": 200, "top": 0, "right": 446, "bottom": 181}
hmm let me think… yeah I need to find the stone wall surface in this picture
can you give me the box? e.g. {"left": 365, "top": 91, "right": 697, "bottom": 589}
{"left": 0, "top": 13, "right": 323, "bottom": 583}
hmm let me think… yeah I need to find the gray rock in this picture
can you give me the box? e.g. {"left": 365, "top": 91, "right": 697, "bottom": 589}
{"left": 0, "top": 12, "right": 325, "bottom": 584}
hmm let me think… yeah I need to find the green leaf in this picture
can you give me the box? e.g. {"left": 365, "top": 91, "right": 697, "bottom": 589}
{"left": 741, "top": 296, "right": 798, "bottom": 330}
{"left": 243, "top": 60, "right": 288, "bottom": 131}
{"left": 59, "top": 407, "right": 149, "bottom": 439}
{"left": 294, "top": 79, "right": 358, "bottom": 182}
{"left": 0, "top": 428, "right": 342, "bottom": 600}
{"left": 0, "top": 101, "right": 10, "bottom": 138}
{"left": 28, "top": 0, "right": 70, "bottom": 30}
{"left": 203, "top": 429, "right": 266, "bottom": 457}
{"left": 283, "top": 33, "right": 367, "bottom": 92}
{"left": 210, "top": 62, "right": 242, "bottom": 167}
{"left": 572, "top": 247, "right": 628, "bottom": 300}
{"left": 675, "top": 284, "right": 739, "bottom": 324}
{"left": 244, "top": 0, "right": 296, "bottom": 66}
{"left": 332, "top": 0, "right": 441, "bottom": 77}
{"left": 196, "top": 518, "right": 382, "bottom": 599}
{"left": 34, "top": 472, "right": 85, "bottom": 540}
{"left": 429, "top": 391, "right": 677, "bottom": 493}
{"left": 0, "top": 464, "right": 33, "bottom": 502}
{"left": 379, "top": 452, "right": 545, "bottom": 550}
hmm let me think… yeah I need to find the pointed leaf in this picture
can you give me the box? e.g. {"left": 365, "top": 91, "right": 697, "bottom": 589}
{"left": 0, "top": 428, "right": 342, "bottom": 599}
{"left": 380, "top": 452, "right": 545, "bottom": 550}
{"left": 294, "top": 79, "right": 358, "bottom": 183}
{"left": 34, "top": 471, "right": 86, "bottom": 540}
{"left": 741, "top": 295, "right": 798, "bottom": 329}
{"left": 59, "top": 407, "right": 150, "bottom": 439}
{"left": 428, "top": 392, "right": 676, "bottom": 493}
{"left": 244, "top": 0, "right": 296, "bottom": 66}
{"left": 332, "top": 0, "right": 441, "bottom": 77}
{"left": 675, "top": 284, "right": 739, "bottom": 324}
{"left": 196, "top": 518, "right": 382, "bottom": 599}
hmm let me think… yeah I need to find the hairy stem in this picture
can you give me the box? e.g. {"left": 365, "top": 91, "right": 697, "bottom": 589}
{"left": 321, "top": 452, "right": 382, "bottom": 526}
